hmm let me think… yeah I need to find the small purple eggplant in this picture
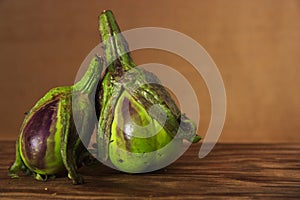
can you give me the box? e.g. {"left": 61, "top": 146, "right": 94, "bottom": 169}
{"left": 8, "top": 56, "right": 103, "bottom": 184}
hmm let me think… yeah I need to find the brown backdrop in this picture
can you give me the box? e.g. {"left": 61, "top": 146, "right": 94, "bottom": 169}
{"left": 0, "top": 0, "right": 299, "bottom": 142}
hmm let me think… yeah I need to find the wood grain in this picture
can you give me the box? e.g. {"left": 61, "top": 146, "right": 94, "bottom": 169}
{"left": 0, "top": 141, "right": 299, "bottom": 199}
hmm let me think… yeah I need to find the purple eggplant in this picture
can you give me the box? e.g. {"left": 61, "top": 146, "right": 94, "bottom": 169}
{"left": 8, "top": 56, "right": 103, "bottom": 184}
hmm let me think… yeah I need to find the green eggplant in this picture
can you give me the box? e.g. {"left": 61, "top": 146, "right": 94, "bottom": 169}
{"left": 96, "top": 10, "right": 201, "bottom": 173}
{"left": 8, "top": 56, "right": 103, "bottom": 184}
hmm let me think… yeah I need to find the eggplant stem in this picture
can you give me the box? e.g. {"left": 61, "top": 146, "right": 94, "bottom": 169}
{"left": 99, "top": 10, "right": 135, "bottom": 72}
{"left": 73, "top": 56, "right": 103, "bottom": 96}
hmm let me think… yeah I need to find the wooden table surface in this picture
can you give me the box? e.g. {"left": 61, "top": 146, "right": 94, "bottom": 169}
{"left": 0, "top": 141, "right": 299, "bottom": 199}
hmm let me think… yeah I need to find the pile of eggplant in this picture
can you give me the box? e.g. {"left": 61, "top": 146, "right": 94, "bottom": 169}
{"left": 8, "top": 10, "right": 200, "bottom": 184}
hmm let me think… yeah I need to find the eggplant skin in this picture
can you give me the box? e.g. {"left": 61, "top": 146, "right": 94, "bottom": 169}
{"left": 108, "top": 91, "right": 182, "bottom": 173}
{"left": 19, "top": 97, "right": 65, "bottom": 175}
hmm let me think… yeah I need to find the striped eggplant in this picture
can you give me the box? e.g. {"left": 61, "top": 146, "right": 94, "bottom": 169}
{"left": 96, "top": 10, "right": 201, "bottom": 173}
{"left": 8, "top": 56, "right": 103, "bottom": 184}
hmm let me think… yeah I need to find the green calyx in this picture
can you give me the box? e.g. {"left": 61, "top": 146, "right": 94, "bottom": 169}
{"left": 96, "top": 10, "right": 201, "bottom": 172}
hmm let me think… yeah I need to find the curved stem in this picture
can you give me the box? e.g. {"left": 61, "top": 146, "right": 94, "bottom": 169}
{"left": 99, "top": 10, "right": 135, "bottom": 72}
{"left": 73, "top": 56, "right": 103, "bottom": 96}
